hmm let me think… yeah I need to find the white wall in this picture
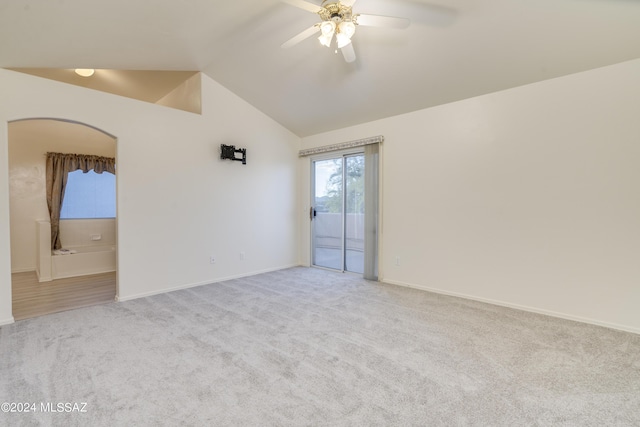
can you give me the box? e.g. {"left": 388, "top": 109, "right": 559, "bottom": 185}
{"left": 0, "top": 70, "right": 300, "bottom": 325}
{"left": 155, "top": 73, "right": 201, "bottom": 114}
{"left": 301, "top": 59, "right": 640, "bottom": 334}
{"left": 8, "top": 119, "right": 116, "bottom": 272}
{"left": 0, "top": 119, "right": 10, "bottom": 324}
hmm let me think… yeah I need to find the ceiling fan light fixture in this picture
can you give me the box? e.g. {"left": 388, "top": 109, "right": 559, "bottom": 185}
{"left": 336, "top": 33, "right": 352, "bottom": 48}
{"left": 74, "top": 68, "right": 95, "bottom": 77}
{"left": 339, "top": 21, "right": 356, "bottom": 39}
{"left": 318, "top": 20, "right": 336, "bottom": 47}
{"left": 320, "top": 21, "right": 336, "bottom": 36}
{"left": 282, "top": 0, "right": 411, "bottom": 63}
{"left": 318, "top": 34, "right": 332, "bottom": 47}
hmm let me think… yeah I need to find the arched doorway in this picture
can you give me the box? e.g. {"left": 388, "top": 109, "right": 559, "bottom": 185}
{"left": 8, "top": 118, "right": 118, "bottom": 320}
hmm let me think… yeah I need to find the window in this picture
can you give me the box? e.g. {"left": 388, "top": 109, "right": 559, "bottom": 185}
{"left": 60, "top": 170, "right": 116, "bottom": 219}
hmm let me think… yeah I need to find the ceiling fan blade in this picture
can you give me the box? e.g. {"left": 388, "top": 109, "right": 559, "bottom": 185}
{"left": 281, "top": 25, "right": 320, "bottom": 49}
{"left": 355, "top": 14, "right": 410, "bottom": 29}
{"left": 282, "top": 0, "right": 323, "bottom": 14}
{"left": 341, "top": 43, "right": 356, "bottom": 63}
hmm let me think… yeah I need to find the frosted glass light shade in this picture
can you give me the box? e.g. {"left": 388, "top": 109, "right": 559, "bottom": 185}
{"left": 339, "top": 21, "right": 356, "bottom": 39}
{"left": 318, "top": 34, "right": 333, "bottom": 47}
{"left": 318, "top": 21, "right": 336, "bottom": 47}
{"left": 336, "top": 33, "right": 352, "bottom": 48}
{"left": 320, "top": 21, "right": 336, "bottom": 36}
{"left": 75, "top": 69, "right": 95, "bottom": 77}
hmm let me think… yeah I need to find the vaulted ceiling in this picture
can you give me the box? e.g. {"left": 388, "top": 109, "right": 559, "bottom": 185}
{"left": 1, "top": 0, "right": 639, "bottom": 137}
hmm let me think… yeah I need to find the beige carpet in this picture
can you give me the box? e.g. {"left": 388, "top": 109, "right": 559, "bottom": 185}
{"left": 1, "top": 267, "right": 639, "bottom": 426}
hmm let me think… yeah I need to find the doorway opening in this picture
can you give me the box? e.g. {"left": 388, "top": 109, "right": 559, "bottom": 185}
{"left": 8, "top": 118, "right": 118, "bottom": 320}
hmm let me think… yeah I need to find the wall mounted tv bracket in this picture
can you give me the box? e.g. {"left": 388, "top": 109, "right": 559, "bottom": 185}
{"left": 220, "top": 144, "right": 247, "bottom": 165}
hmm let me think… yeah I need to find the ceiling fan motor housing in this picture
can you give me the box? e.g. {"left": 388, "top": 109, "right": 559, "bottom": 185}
{"left": 318, "top": 2, "right": 353, "bottom": 23}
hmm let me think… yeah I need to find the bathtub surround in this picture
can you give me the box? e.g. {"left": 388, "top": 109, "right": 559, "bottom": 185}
{"left": 59, "top": 218, "right": 116, "bottom": 249}
{"left": 36, "top": 219, "right": 117, "bottom": 282}
{"left": 36, "top": 221, "right": 116, "bottom": 282}
{"left": 1, "top": 267, "right": 639, "bottom": 425}
{"left": 50, "top": 245, "right": 116, "bottom": 280}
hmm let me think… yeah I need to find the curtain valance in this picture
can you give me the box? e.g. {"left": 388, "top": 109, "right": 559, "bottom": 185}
{"left": 298, "top": 135, "right": 383, "bottom": 157}
{"left": 46, "top": 152, "right": 116, "bottom": 175}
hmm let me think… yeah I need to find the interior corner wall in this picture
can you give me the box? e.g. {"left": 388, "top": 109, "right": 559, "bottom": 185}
{"left": 155, "top": 73, "right": 201, "bottom": 114}
{"left": 0, "top": 69, "right": 300, "bottom": 324}
{"left": 300, "top": 59, "right": 640, "bottom": 334}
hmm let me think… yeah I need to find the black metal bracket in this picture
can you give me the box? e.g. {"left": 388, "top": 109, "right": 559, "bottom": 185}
{"left": 220, "top": 144, "right": 247, "bottom": 165}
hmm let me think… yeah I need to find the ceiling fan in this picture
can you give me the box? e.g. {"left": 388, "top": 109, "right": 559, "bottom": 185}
{"left": 281, "top": 0, "right": 410, "bottom": 63}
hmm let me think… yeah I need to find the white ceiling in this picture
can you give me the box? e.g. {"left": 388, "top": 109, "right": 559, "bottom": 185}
{"left": 1, "top": 0, "right": 639, "bottom": 137}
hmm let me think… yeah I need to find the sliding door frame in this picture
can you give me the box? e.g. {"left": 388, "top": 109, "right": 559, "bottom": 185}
{"left": 310, "top": 147, "right": 364, "bottom": 273}
{"left": 309, "top": 146, "right": 370, "bottom": 274}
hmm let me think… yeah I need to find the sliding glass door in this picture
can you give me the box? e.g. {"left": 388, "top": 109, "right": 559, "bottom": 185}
{"left": 344, "top": 155, "right": 365, "bottom": 273}
{"left": 312, "top": 153, "right": 365, "bottom": 273}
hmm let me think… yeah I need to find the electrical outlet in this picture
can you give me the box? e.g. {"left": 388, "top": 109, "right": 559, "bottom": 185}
{"left": 240, "top": 252, "right": 245, "bottom": 261}
{"left": 210, "top": 256, "right": 216, "bottom": 264}
{"left": 395, "top": 256, "right": 400, "bottom": 266}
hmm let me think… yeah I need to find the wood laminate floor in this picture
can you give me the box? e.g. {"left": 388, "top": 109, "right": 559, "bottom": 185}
{"left": 11, "top": 271, "right": 116, "bottom": 321}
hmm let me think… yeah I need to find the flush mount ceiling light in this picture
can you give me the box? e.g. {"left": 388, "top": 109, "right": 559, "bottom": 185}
{"left": 74, "top": 68, "right": 95, "bottom": 77}
{"left": 281, "top": 0, "right": 410, "bottom": 63}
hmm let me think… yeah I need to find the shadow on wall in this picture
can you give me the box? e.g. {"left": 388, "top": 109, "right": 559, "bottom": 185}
{"left": 7, "top": 118, "right": 117, "bottom": 277}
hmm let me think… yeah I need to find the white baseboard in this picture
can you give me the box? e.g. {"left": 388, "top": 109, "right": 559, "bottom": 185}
{"left": 383, "top": 278, "right": 640, "bottom": 336}
{"left": 11, "top": 267, "right": 35, "bottom": 274}
{"left": 116, "top": 264, "right": 300, "bottom": 302}
{"left": 0, "top": 316, "right": 15, "bottom": 326}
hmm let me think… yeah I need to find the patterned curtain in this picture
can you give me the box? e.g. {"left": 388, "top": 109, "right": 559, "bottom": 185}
{"left": 45, "top": 152, "right": 116, "bottom": 250}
